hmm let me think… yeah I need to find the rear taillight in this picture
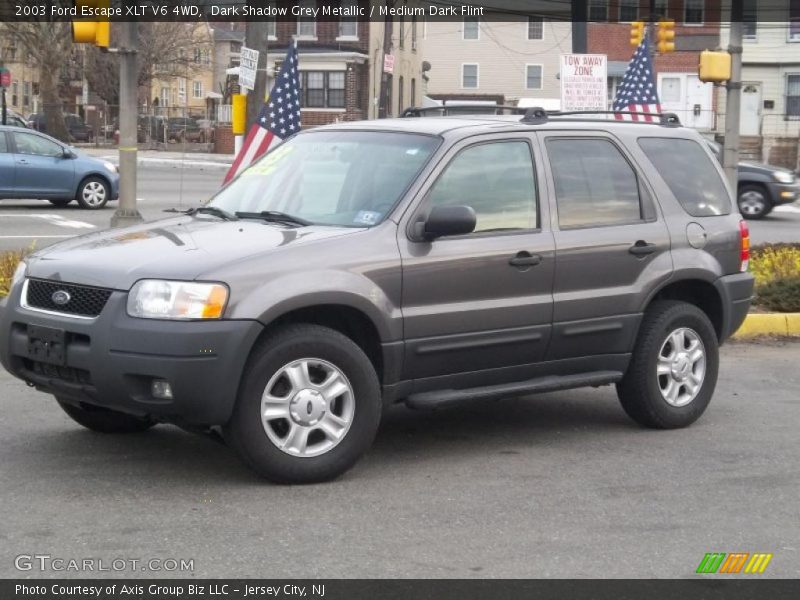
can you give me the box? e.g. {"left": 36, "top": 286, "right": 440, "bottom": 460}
{"left": 739, "top": 220, "right": 750, "bottom": 272}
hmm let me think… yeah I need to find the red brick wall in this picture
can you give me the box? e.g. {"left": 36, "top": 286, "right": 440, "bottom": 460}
{"left": 215, "top": 125, "right": 234, "bottom": 154}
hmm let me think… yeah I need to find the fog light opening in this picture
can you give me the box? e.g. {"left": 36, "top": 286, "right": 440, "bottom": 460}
{"left": 151, "top": 379, "right": 174, "bottom": 400}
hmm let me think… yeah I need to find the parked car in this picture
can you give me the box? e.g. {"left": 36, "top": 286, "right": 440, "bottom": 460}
{"left": 707, "top": 140, "right": 799, "bottom": 219}
{"left": 29, "top": 113, "right": 94, "bottom": 143}
{"left": 167, "top": 117, "right": 201, "bottom": 142}
{"left": 0, "top": 125, "right": 118, "bottom": 209}
{"left": 2, "top": 110, "right": 29, "bottom": 128}
{"left": 0, "top": 110, "right": 753, "bottom": 483}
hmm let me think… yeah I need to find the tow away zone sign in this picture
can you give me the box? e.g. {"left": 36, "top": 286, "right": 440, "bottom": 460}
{"left": 560, "top": 54, "right": 607, "bottom": 112}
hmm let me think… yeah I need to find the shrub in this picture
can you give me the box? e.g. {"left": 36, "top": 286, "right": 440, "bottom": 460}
{"left": 750, "top": 243, "right": 800, "bottom": 287}
{"left": 756, "top": 276, "right": 800, "bottom": 313}
{"left": 0, "top": 248, "right": 30, "bottom": 299}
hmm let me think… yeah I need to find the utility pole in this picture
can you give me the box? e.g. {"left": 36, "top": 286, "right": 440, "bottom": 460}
{"left": 245, "top": 18, "right": 269, "bottom": 129}
{"left": 723, "top": 0, "right": 744, "bottom": 191}
{"left": 572, "top": 0, "right": 587, "bottom": 53}
{"left": 111, "top": 21, "right": 143, "bottom": 228}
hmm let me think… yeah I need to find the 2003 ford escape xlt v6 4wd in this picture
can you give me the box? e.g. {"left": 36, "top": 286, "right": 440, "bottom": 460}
{"left": 0, "top": 109, "right": 754, "bottom": 483}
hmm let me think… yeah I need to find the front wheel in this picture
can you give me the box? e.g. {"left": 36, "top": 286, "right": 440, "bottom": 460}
{"left": 224, "top": 324, "right": 382, "bottom": 484}
{"left": 57, "top": 399, "right": 155, "bottom": 433}
{"left": 76, "top": 176, "right": 110, "bottom": 210}
{"left": 738, "top": 185, "right": 772, "bottom": 220}
{"left": 617, "top": 301, "right": 719, "bottom": 429}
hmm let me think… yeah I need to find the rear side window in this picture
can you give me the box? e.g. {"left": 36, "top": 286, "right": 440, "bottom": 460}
{"left": 638, "top": 137, "right": 731, "bottom": 216}
{"left": 0, "top": 133, "right": 7, "bottom": 153}
{"left": 546, "top": 138, "right": 642, "bottom": 228}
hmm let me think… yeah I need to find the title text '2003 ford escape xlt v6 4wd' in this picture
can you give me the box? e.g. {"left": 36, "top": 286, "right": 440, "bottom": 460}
{"left": 0, "top": 109, "right": 754, "bottom": 483}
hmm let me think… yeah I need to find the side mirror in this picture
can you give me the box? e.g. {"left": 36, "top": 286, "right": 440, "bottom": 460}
{"left": 421, "top": 205, "right": 476, "bottom": 240}
{"left": 62, "top": 148, "right": 76, "bottom": 159}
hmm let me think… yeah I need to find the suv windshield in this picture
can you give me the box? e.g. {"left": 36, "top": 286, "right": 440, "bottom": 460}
{"left": 210, "top": 131, "right": 440, "bottom": 227}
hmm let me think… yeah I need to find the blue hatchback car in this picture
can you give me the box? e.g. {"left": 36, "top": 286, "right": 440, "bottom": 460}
{"left": 0, "top": 125, "right": 119, "bottom": 210}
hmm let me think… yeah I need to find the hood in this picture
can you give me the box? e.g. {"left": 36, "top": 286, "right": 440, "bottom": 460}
{"left": 740, "top": 161, "right": 796, "bottom": 176}
{"left": 26, "top": 216, "right": 363, "bottom": 290}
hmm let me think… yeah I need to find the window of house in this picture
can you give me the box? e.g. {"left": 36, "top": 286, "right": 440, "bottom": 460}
{"left": 463, "top": 17, "right": 479, "bottom": 39}
{"left": 179, "top": 78, "right": 186, "bottom": 101}
{"left": 412, "top": 16, "right": 418, "bottom": 50}
{"left": 660, "top": 76, "right": 682, "bottom": 102}
{"left": 22, "top": 82, "right": 30, "bottom": 107}
{"left": 790, "top": 1, "right": 800, "bottom": 41}
{"left": 547, "top": 138, "right": 642, "bottom": 228}
{"left": 619, "top": 0, "right": 639, "bottom": 22}
{"left": 194, "top": 49, "right": 202, "bottom": 64}
{"left": 13, "top": 132, "right": 63, "bottom": 157}
{"left": 411, "top": 78, "right": 416, "bottom": 107}
{"left": 743, "top": 0, "right": 757, "bottom": 39}
{"left": 427, "top": 141, "right": 538, "bottom": 233}
{"left": 528, "top": 17, "right": 544, "bottom": 40}
{"left": 338, "top": 0, "right": 358, "bottom": 38}
{"left": 266, "top": 1, "right": 277, "bottom": 38}
{"left": 297, "top": 0, "right": 317, "bottom": 37}
{"left": 302, "top": 71, "right": 346, "bottom": 109}
{"left": 399, "top": 16, "right": 405, "bottom": 48}
{"left": 231, "top": 41, "right": 242, "bottom": 53}
{"left": 787, "top": 74, "right": 800, "bottom": 118}
{"left": 398, "top": 76, "right": 404, "bottom": 113}
{"left": 160, "top": 86, "right": 169, "bottom": 106}
{"left": 588, "top": 0, "right": 608, "bottom": 22}
{"left": 193, "top": 81, "right": 203, "bottom": 99}
{"left": 526, "top": 65, "right": 543, "bottom": 89}
{"left": 462, "top": 64, "right": 478, "bottom": 88}
{"left": 639, "top": 138, "right": 731, "bottom": 216}
{"left": 654, "top": 0, "right": 668, "bottom": 18}
{"left": 684, "top": 0, "right": 704, "bottom": 24}
{"left": 11, "top": 82, "right": 18, "bottom": 107}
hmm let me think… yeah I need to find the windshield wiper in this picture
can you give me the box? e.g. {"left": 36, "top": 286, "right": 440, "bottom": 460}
{"left": 164, "top": 206, "right": 238, "bottom": 221}
{"left": 234, "top": 211, "right": 312, "bottom": 227}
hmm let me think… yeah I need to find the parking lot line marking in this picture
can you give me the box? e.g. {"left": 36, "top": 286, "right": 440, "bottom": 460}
{"left": 774, "top": 205, "right": 800, "bottom": 214}
{"left": 0, "top": 214, "right": 95, "bottom": 229}
{"left": 0, "top": 235, "right": 76, "bottom": 239}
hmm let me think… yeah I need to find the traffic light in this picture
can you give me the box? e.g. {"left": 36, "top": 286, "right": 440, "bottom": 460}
{"left": 630, "top": 21, "right": 645, "bottom": 47}
{"left": 657, "top": 19, "right": 676, "bottom": 53}
{"left": 72, "top": 0, "right": 110, "bottom": 50}
{"left": 698, "top": 50, "right": 731, "bottom": 83}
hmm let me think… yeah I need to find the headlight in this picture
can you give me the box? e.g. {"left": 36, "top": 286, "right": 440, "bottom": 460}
{"left": 11, "top": 261, "right": 27, "bottom": 288}
{"left": 127, "top": 280, "right": 228, "bottom": 320}
{"left": 102, "top": 161, "right": 118, "bottom": 174}
{"left": 773, "top": 171, "right": 795, "bottom": 184}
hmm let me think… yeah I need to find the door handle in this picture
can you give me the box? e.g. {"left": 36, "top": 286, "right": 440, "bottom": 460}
{"left": 509, "top": 251, "right": 542, "bottom": 267}
{"left": 629, "top": 240, "right": 657, "bottom": 256}
{"left": 17, "top": 159, "right": 29, "bottom": 164}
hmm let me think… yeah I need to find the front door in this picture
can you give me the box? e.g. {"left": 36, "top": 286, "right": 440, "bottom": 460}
{"left": 740, "top": 83, "right": 761, "bottom": 136}
{"left": 0, "top": 132, "right": 15, "bottom": 196}
{"left": 10, "top": 131, "right": 75, "bottom": 197}
{"left": 539, "top": 133, "right": 672, "bottom": 362}
{"left": 399, "top": 135, "right": 555, "bottom": 388}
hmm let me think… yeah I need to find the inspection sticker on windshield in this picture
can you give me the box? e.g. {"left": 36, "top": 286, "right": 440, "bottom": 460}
{"left": 354, "top": 211, "right": 380, "bottom": 225}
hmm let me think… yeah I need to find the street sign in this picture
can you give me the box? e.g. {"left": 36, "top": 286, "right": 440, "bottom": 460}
{"left": 0, "top": 68, "right": 10, "bottom": 88}
{"left": 560, "top": 54, "right": 607, "bottom": 112}
{"left": 383, "top": 54, "right": 395, "bottom": 74}
{"left": 239, "top": 46, "right": 260, "bottom": 91}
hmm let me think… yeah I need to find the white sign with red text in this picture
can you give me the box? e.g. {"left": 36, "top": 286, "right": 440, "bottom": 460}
{"left": 560, "top": 54, "right": 607, "bottom": 112}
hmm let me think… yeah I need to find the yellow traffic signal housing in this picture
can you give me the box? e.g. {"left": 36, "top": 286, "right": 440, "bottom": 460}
{"left": 630, "top": 21, "right": 645, "bottom": 47}
{"left": 698, "top": 50, "right": 732, "bottom": 83}
{"left": 72, "top": 0, "right": 110, "bottom": 50}
{"left": 657, "top": 19, "right": 676, "bottom": 53}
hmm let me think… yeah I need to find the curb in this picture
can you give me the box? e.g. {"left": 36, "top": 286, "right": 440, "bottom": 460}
{"left": 732, "top": 313, "right": 800, "bottom": 338}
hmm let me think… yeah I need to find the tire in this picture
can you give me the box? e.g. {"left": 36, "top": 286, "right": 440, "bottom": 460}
{"left": 617, "top": 300, "right": 719, "bottom": 430}
{"left": 224, "top": 324, "right": 382, "bottom": 484}
{"left": 48, "top": 198, "right": 72, "bottom": 208}
{"left": 738, "top": 184, "right": 772, "bottom": 220}
{"left": 57, "top": 399, "right": 155, "bottom": 433}
{"left": 76, "top": 176, "right": 110, "bottom": 210}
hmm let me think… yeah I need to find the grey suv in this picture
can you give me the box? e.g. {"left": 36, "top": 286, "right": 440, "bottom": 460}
{"left": 0, "top": 110, "right": 754, "bottom": 483}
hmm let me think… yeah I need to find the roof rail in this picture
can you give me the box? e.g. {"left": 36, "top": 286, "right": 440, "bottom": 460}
{"left": 400, "top": 104, "right": 526, "bottom": 118}
{"left": 520, "top": 108, "right": 681, "bottom": 127}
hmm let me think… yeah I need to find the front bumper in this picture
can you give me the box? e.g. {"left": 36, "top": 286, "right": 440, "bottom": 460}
{"left": 0, "top": 281, "right": 262, "bottom": 425}
{"left": 768, "top": 181, "right": 800, "bottom": 206}
{"left": 714, "top": 272, "right": 755, "bottom": 341}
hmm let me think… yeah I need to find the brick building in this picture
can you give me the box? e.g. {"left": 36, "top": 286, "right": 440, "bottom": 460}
{"left": 588, "top": 0, "right": 722, "bottom": 130}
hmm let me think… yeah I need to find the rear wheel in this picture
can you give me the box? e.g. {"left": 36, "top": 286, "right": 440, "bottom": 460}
{"left": 738, "top": 184, "right": 772, "bottom": 219}
{"left": 224, "top": 324, "right": 381, "bottom": 484}
{"left": 76, "top": 176, "right": 109, "bottom": 210}
{"left": 57, "top": 399, "right": 155, "bottom": 433}
{"left": 617, "top": 301, "right": 719, "bottom": 429}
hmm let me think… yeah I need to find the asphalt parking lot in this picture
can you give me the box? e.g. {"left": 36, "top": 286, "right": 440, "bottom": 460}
{"left": 0, "top": 339, "right": 798, "bottom": 579}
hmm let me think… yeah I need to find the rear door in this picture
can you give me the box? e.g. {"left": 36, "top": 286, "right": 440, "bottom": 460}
{"left": 0, "top": 132, "right": 15, "bottom": 196}
{"left": 11, "top": 131, "right": 75, "bottom": 197}
{"left": 539, "top": 132, "right": 672, "bottom": 361}
{"left": 398, "top": 134, "right": 555, "bottom": 387}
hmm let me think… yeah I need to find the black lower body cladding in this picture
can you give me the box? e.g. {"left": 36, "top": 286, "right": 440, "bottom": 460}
{"left": 714, "top": 272, "right": 754, "bottom": 341}
{"left": 0, "top": 285, "right": 263, "bottom": 426}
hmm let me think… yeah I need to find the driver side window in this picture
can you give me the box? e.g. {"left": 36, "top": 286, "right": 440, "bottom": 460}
{"left": 13, "top": 132, "right": 63, "bottom": 157}
{"left": 427, "top": 141, "right": 538, "bottom": 233}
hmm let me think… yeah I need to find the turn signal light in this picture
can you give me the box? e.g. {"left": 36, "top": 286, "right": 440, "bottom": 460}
{"left": 739, "top": 220, "right": 750, "bottom": 272}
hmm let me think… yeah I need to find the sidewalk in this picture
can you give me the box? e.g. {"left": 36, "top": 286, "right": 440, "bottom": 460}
{"left": 81, "top": 148, "right": 233, "bottom": 169}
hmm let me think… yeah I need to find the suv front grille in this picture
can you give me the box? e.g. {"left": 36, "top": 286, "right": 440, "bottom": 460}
{"left": 24, "top": 279, "right": 112, "bottom": 318}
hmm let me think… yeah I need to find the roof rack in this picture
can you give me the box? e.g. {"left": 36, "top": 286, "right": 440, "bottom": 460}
{"left": 521, "top": 108, "right": 681, "bottom": 127}
{"left": 400, "top": 105, "right": 527, "bottom": 118}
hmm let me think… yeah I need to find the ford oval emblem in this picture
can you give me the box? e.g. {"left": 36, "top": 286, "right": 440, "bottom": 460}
{"left": 51, "top": 290, "right": 71, "bottom": 306}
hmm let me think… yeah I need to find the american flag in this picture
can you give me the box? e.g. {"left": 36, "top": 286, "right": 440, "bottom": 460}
{"left": 224, "top": 41, "right": 302, "bottom": 183}
{"left": 612, "top": 34, "right": 661, "bottom": 122}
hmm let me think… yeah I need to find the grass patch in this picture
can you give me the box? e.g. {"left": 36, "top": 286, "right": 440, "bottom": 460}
{"left": 0, "top": 247, "right": 32, "bottom": 299}
{"left": 750, "top": 243, "right": 800, "bottom": 287}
